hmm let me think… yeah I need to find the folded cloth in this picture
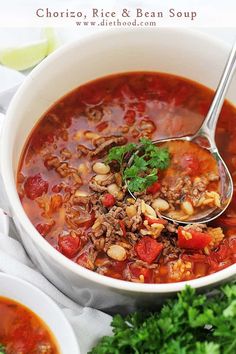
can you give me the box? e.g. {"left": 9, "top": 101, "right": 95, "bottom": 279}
{"left": 0, "top": 220, "right": 112, "bottom": 354}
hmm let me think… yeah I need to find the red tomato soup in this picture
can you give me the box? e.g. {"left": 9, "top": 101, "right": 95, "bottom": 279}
{"left": 0, "top": 297, "right": 59, "bottom": 353}
{"left": 17, "top": 72, "right": 236, "bottom": 284}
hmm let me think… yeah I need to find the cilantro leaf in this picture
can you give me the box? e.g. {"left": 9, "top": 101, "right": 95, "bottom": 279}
{"left": 123, "top": 156, "right": 148, "bottom": 179}
{"left": 106, "top": 138, "right": 170, "bottom": 193}
{"left": 126, "top": 169, "right": 158, "bottom": 192}
{"left": 132, "top": 155, "right": 148, "bottom": 171}
{"left": 149, "top": 147, "right": 170, "bottom": 169}
{"left": 106, "top": 143, "right": 136, "bottom": 165}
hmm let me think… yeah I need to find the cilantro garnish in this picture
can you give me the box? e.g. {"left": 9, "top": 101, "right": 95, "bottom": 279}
{"left": 90, "top": 281, "right": 236, "bottom": 354}
{"left": 106, "top": 143, "right": 136, "bottom": 166}
{"left": 106, "top": 138, "right": 170, "bottom": 193}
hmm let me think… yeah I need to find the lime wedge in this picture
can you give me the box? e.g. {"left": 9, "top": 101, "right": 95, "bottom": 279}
{"left": 42, "top": 28, "right": 59, "bottom": 54}
{"left": 0, "top": 39, "right": 48, "bottom": 71}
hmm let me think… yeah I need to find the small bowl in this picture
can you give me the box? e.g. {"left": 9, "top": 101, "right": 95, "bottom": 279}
{"left": 0, "top": 273, "right": 80, "bottom": 354}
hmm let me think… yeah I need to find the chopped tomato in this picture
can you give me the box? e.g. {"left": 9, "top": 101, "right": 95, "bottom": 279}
{"left": 229, "top": 235, "right": 236, "bottom": 253}
{"left": 58, "top": 234, "right": 81, "bottom": 258}
{"left": 208, "top": 257, "right": 232, "bottom": 272}
{"left": 182, "top": 253, "right": 208, "bottom": 263}
{"left": 119, "top": 220, "right": 126, "bottom": 237}
{"left": 159, "top": 265, "right": 169, "bottom": 277}
{"left": 178, "top": 227, "right": 212, "bottom": 249}
{"left": 135, "top": 236, "right": 163, "bottom": 264}
{"left": 124, "top": 110, "right": 136, "bottom": 125}
{"left": 180, "top": 154, "right": 200, "bottom": 176}
{"left": 102, "top": 193, "right": 116, "bottom": 208}
{"left": 193, "top": 262, "right": 208, "bottom": 277}
{"left": 146, "top": 181, "right": 161, "bottom": 194}
{"left": 145, "top": 216, "right": 167, "bottom": 225}
{"left": 208, "top": 258, "right": 220, "bottom": 272}
{"left": 52, "top": 183, "right": 63, "bottom": 193}
{"left": 24, "top": 174, "right": 48, "bottom": 200}
{"left": 104, "top": 260, "right": 128, "bottom": 280}
{"left": 129, "top": 264, "right": 153, "bottom": 283}
{"left": 76, "top": 252, "right": 93, "bottom": 269}
{"left": 210, "top": 244, "right": 228, "bottom": 262}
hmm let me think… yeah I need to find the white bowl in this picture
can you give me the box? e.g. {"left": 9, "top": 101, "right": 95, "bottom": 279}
{"left": 1, "top": 28, "right": 236, "bottom": 312}
{"left": 0, "top": 273, "right": 80, "bottom": 353}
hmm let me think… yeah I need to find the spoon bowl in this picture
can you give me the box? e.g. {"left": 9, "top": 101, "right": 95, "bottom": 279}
{"left": 128, "top": 41, "right": 236, "bottom": 224}
{"left": 149, "top": 135, "right": 233, "bottom": 224}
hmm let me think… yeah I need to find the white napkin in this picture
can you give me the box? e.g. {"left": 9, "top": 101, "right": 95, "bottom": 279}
{"left": 0, "top": 215, "right": 112, "bottom": 354}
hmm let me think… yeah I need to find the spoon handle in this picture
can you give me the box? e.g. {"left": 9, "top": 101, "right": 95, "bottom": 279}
{"left": 199, "top": 41, "right": 236, "bottom": 142}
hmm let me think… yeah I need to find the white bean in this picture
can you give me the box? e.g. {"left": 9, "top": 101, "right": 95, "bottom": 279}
{"left": 126, "top": 205, "right": 137, "bottom": 218}
{"left": 94, "top": 174, "right": 109, "bottom": 183}
{"left": 145, "top": 204, "right": 157, "bottom": 218}
{"left": 181, "top": 201, "right": 194, "bottom": 216}
{"left": 107, "top": 245, "right": 127, "bottom": 261}
{"left": 107, "top": 183, "right": 120, "bottom": 197}
{"left": 117, "top": 191, "right": 125, "bottom": 201}
{"left": 78, "top": 162, "right": 90, "bottom": 175}
{"left": 75, "top": 190, "right": 89, "bottom": 197}
{"left": 141, "top": 201, "right": 157, "bottom": 218}
{"left": 152, "top": 198, "right": 169, "bottom": 212}
{"left": 93, "top": 162, "right": 110, "bottom": 175}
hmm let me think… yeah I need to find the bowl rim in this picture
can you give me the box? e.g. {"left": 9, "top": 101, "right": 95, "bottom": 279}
{"left": 1, "top": 27, "right": 236, "bottom": 294}
{"left": 0, "top": 272, "right": 80, "bottom": 353}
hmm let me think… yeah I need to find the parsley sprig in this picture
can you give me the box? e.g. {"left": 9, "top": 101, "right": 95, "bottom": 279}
{"left": 90, "top": 281, "right": 236, "bottom": 354}
{"left": 106, "top": 138, "right": 170, "bottom": 193}
{"left": 0, "top": 344, "right": 6, "bottom": 354}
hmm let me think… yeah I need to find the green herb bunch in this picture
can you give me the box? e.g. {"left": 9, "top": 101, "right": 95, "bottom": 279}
{"left": 0, "top": 344, "right": 6, "bottom": 354}
{"left": 90, "top": 282, "right": 236, "bottom": 354}
{"left": 106, "top": 138, "right": 170, "bottom": 193}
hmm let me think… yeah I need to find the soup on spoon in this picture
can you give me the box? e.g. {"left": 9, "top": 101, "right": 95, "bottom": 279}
{"left": 145, "top": 140, "right": 221, "bottom": 222}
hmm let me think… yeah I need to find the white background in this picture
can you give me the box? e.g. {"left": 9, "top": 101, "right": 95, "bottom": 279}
{"left": 0, "top": 0, "right": 236, "bottom": 27}
{"left": 0, "top": 0, "right": 235, "bottom": 48}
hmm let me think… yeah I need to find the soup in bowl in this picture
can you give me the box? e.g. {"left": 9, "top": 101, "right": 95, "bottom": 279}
{"left": 0, "top": 273, "right": 79, "bottom": 354}
{"left": 17, "top": 72, "right": 235, "bottom": 284}
{"left": 1, "top": 28, "right": 236, "bottom": 311}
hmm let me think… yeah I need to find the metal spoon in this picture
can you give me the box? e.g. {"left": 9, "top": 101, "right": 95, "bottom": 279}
{"left": 128, "top": 41, "right": 236, "bottom": 224}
